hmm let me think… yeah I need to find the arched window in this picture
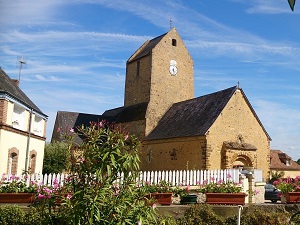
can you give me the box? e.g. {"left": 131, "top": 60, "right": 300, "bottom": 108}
{"left": 29, "top": 150, "right": 37, "bottom": 174}
{"left": 7, "top": 148, "right": 19, "bottom": 175}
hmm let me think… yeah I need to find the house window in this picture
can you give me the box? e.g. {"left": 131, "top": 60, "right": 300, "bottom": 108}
{"left": 172, "top": 39, "right": 177, "bottom": 46}
{"left": 33, "top": 115, "right": 43, "bottom": 135}
{"left": 286, "top": 159, "right": 290, "bottom": 166}
{"left": 7, "top": 148, "right": 19, "bottom": 175}
{"left": 12, "top": 105, "right": 25, "bottom": 130}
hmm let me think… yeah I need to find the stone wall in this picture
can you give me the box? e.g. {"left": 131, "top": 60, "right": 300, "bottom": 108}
{"left": 140, "top": 136, "right": 206, "bottom": 171}
{"left": 206, "top": 89, "right": 270, "bottom": 180}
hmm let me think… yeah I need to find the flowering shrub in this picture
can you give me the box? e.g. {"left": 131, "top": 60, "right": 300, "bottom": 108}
{"left": 198, "top": 176, "right": 243, "bottom": 194}
{"left": 55, "top": 121, "right": 157, "bottom": 225}
{"left": 273, "top": 176, "right": 300, "bottom": 194}
{"left": 36, "top": 178, "right": 67, "bottom": 200}
{"left": 173, "top": 184, "right": 190, "bottom": 197}
{"left": 0, "top": 174, "right": 38, "bottom": 193}
{"left": 141, "top": 180, "right": 174, "bottom": 194}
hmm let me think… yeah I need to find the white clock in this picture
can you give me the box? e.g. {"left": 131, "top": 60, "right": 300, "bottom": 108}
{"left": 169, "top": 65, "right": 178, "bottom": 75}
{"left": 169, "top": 60, "right": 177, "bottom": 75}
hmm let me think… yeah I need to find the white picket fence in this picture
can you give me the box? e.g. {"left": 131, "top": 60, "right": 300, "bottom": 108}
{"left": 3, "top": 169, "right": 242, "bottom": 187}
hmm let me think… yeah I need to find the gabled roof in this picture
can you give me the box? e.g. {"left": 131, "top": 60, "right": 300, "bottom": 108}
{"left": 51, "top": 111, "right": 115, "bottom": 143}
{"left": 145, "top": 86, "right": 271, "bottom": 141}
{"left": 52, "top": 102, "right": 149, "bottom": 143}
{"left": 146, "top": 86, "right": 237, "bottom": 140}
{"left": 270, "top": 149, "right": 300, "bottom": 171}
{"left": 127, "top": 33, "right": 167, "bottom": 63}
{"left": 0, "top": 68, "right": 47, "bottom": 117}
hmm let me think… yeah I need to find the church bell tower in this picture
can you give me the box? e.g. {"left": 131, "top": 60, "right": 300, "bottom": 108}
{"left": 124, "top": 28, "right": 194, "bottom": 136}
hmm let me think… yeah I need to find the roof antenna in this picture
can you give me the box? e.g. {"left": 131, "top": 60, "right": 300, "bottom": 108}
{"left": 237, "top": 81, "right": 240, "bottom": 89}
{"left": 17, "top": 56, "right": 27, "bottom": 83}
{"left": 170, "top": 18, "right": 173, "bottom": 29}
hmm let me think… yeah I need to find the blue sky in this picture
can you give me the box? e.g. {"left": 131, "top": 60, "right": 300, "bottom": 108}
{"left": 1, "top": 0, "right": 300, "bottom": 160}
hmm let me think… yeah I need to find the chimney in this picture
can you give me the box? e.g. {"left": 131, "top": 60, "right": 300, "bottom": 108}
{"left": 11, "top": 79, "right": 19, "bottom": 87}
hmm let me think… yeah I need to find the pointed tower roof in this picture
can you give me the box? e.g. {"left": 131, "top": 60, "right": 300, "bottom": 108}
{"left": 127, "top": 30, "right": 172, "bottom": 63}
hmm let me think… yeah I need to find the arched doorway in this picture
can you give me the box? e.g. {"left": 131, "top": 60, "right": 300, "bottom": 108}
{"left": 232, "top": 155, "right": 253, "bottom": 169}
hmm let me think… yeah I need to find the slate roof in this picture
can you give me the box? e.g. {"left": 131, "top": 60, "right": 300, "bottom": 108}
{"left": 145, "top": 86, "right": 271, "bottom": 141}
{"left": 52, "top": 102, "right": 149, "bottom": 143}
{"left": 0, "top": 68, "right": 46, "bottom": 117}
{"left": 270, "top": 149, "right": 300, "bottom": 171}
{"left": 145, "top": 86, "right": 236, "bottom": 140}
{"left": 127, "top": 33, "right": 167, "bottom": 63}
{"left": 51, "top": 111, "right": 116, "bottom": 143}
{"left": 115, "top": 102, "right": 148, "bottom": 123}
{"left": 102, "top": 106, "right": 123, "bottom": 117}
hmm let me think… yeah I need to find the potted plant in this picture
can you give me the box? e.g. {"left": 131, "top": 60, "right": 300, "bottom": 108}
{"left": 198, "top": 176, "right": 246, "bottom": 205}
{"left": 141, "top": 180, "right": 173, "bottom": 205}
{"left": 0, "top": 174, "right": 38, "bottom": 203}
{"left": 174, "top": 185, "right": 197, "bottom": 204}
{"left": 273, "top": 176, "right": 300, "bottom": 203}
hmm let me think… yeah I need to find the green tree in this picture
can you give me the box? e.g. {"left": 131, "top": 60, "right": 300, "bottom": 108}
{"left": 297, "top": 158, "right": 300, "bottom": 165}
{"left": 42, "top": 141, "right": 70, "bottom": 174}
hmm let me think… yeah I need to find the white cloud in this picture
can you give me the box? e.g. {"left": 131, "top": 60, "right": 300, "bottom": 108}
{"left": 0, "top": 0, "right": 68, "bottom": 27}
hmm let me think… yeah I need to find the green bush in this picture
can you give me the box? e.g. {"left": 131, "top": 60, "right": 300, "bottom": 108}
{"left": 228, "top": 209, "right": 290, "bottom": 225}
{"left": 177, "top": 204, "right": 224, "bottom": 225}
{"left": 176, "top": 204, "right": 291, "bottom": 225}
{"left": 0, "top": 205, "right": 25, "bottom": 225}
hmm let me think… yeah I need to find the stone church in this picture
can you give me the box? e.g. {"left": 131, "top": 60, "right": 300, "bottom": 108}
{"left": 52, "top": 28, "right": 271, "bottom": 179}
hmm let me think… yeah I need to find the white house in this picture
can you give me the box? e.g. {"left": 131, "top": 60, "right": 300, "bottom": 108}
{"left": 0, "top": 68, "right": 48, "bottom": 175}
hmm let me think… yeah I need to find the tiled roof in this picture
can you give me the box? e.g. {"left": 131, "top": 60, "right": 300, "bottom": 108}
{"left": 127, "top": 33, "right": 167, "bottom": 63}
{"left": 0, "top": 68, "right": 46, "bottom": 116}
{"left": 145, "top": 86, "right": 237, "bottom": 140}
{"left": 270, "top": 149, "right": 300, "bottom": 171}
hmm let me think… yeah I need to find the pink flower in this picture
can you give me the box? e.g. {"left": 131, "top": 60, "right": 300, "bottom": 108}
{"left": 38, "top": 194, "right": 45, "bottom": 199}
{"left": 57, "top": 127, "right": 61, "bottom": 132}
{"left": 66, "top": 194, "right": 72, "bottom": 199}
{"left": 70, "top": 128, "right": 74, "bottom": 133}
{"left": 138, "top": 221, "right": 142, "bottom": 225}
{"left": 186, "top": 185, "right": 190, "bottom": 191}
{"left": 152, "top": 203, "right": 157, "bottom": 209}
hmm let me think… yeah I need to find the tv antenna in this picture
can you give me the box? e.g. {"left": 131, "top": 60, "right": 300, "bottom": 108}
{"left": 17, "top": 56, "right": 27, "bottom": 83}
{"left": 170, "top": 18, "right": 173, "bottom": 30}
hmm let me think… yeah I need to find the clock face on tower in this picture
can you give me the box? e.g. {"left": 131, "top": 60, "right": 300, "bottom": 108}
{"left": 169, "top": 60, "right": 177, "bottom": 75}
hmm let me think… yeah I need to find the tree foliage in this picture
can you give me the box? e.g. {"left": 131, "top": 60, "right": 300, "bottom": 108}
{"left": 42, "top": 141, "right": 70, "bottom": 174}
